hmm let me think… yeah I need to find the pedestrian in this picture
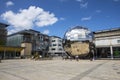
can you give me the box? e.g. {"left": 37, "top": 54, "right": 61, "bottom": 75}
{"left": 90, "top": 49, "right": 94, "bottom": 61}
{"left": 75, "top": 55, "right": 79, "bottom": 61}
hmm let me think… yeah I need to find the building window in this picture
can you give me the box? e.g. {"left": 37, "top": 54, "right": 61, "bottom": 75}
{"left": 58, "top": 44, "right": 62, "bottom": 46}
{"left": 51, "top": 48, "right": 55, "bottom": 50}
{"left": 59, "top": 48, "right": 62, "bottom": 51}
{"left": 59, "top": 40, "right": 62, "bottom": 42}
{"left": 52, "top": 40, "right": 55, "bottom": 42}
{"left": 40, "top": 36, "right": 43, "bottom": 41}
{"left": 53, "top": 44, "right": 57, "bottom": 46}
{"left": 117, "top": 40, "right": 120, "bottom": 43}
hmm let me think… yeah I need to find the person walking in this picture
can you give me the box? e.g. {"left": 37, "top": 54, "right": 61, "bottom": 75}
{"left": 75, "top": 55, "right": 79, "bottom": 61}
{"left": 90, "top": 49, "right": 94, "bottom": 61}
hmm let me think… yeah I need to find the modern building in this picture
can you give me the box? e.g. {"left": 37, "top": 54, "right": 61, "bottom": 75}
{"left": 48, "top": 36, "right": 65, "bottom": 56}
{"left": 7, "top": 29, "right": 49, "bottom": 57}
{"left": 0, "top": 23, "right": 24, "bottom": 59}
{"left": 0, "top": 46, "right": 24, "bottom": 59}
{"left": 0, "top": 23, "right": 8, "bottom": 45}
{"left": 94, "top": 28, "right": 120, "bottom": 59}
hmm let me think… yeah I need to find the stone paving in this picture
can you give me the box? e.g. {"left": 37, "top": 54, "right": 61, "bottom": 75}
{"left": 0, "top": 59, "right": 120, "bottom": 80}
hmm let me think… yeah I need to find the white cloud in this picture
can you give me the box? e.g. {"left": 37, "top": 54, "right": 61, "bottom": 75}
{"left": 6, "top": 1, "right": 14, "bottom": 6}
{"left": 8, "top": 29, "right": 17, "bottom": 35}
{"left": 96, "top": 10, "right": 101, "bottom": 13}
{"left": 113, "top": 0, "right": 119, "bottom": 2}
{"left": 60, "top": 17, "right": 65, "bottom": 20}
{"left": 76, "top": 0, "right": 88, "bottom": 8}
{"left": 80, "top": 2, "right": 88, "bottom": 8}
{"left": 1, "top": 6, "right": 58, "bottom": 34}
{"left": 43, "top": 30, "right": 49, "bottom": 34}
{"left": 76, "top": 0, "right": 83, "bottom": 2}
{"left": 81, "top": 16, "right": 91, "bottom": 21}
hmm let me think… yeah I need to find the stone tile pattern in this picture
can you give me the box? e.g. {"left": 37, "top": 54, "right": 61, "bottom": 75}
{"left": 0, "top": 59, "right": 120, "bottom": 80}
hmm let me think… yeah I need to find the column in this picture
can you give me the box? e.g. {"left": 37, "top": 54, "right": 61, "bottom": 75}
{"left": 110, "top": 46, "right": 113, "bottom": 59}
{"left": 95, "top": 48, "right": 97, "bottom": 59}
{"left": 4, "top": 49, "right": 6, "bottom": 59}
{"left": 14, "top": 50, "right": 16, "bottom": 58}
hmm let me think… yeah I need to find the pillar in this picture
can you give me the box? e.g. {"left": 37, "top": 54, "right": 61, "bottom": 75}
{"left": 110, "top": 46, "right": 113, "bottom": 59}
{"left": 21, "top": 42, "right": 32, "bottom": 57}
{"left": 4, "top": 49, "right": 6, "bottom": 59}
{"left": 14, "top": 50, "right": 16, "bottom": 58}
{"left": 95, "top": 48, "right": 97, "bottom": 58}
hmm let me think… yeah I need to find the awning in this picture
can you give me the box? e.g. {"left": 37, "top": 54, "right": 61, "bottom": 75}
{"left": 0, "top": 46, "right": 25, "bottom": 52}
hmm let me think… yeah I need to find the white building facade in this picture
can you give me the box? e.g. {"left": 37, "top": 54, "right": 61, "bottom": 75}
{"left": 94, "top": 28, "right": 120, "bottom": 59}
{"left": 49, "top": 36, "right": 65, "bottom": 56}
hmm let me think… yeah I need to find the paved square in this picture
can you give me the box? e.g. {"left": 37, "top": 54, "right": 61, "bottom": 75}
{"left": 0, "top": 59, "right": 120, "bottom": 80}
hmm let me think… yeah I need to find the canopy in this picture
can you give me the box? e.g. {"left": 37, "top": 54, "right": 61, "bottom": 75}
{"left": 0, "top": 46, "right": 25, "bottom": 52}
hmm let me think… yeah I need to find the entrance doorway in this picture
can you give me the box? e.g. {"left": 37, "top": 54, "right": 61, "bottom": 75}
{"left": 96, "top": 47, "right": 120, "bottom": 58}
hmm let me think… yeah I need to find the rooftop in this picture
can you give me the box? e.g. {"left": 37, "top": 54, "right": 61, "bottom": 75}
{"left": 8, "top": 29, "right": 41, "bottom": 37}
{"left": 94, "top": 27, "right": 120, "bottom": 34}
{"left": 0, "top": 22, "right": 9, "bottom": 27}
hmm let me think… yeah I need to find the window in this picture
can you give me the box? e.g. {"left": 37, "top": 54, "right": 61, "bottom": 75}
{"left": 40, "top": 36, "right": 43, "bottom": 41}
{"left": 59, "top": 48, "right": 63, "bottom": 51}
{"left": 117, "top": 40, "right": 120, "bottom": 43}
{"left": 51, "top": 48, "right": 56, "bottom": 50}
{"left": 53, "top": 44, "right": 57, "bottom": 46}
{"left": 58, "top": 44, "right": 62, "bottom": 46}
{"left": 52, "top": 40, "right": 55, "bottom": 42}
{"left": 59, "top": 40, "right": 62, "bottom": 42}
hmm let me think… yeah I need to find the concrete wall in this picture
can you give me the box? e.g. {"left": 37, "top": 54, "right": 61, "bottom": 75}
{"left": 94, "top": 29, "right": 120, "bottom": 59}
{"left": 95, "top": 36, "right": 120, "bottom": 47}
{"left": 21, "top": 43, "right": 32, "bottom": 57}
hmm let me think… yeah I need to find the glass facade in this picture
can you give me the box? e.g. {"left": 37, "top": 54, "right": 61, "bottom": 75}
{"left": 7, "top": 34, "right": 23, "bottom": 46}
{"left": 7, "top": 30, "right": 50, "bottom": 57}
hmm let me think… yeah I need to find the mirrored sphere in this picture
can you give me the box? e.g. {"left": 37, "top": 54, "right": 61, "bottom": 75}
{"left": 64, "top": 26, "right": 94, "bottom": 42}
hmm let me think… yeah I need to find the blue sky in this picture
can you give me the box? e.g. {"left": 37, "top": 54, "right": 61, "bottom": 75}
{"left": 0, "top": 0, "right": 120, "bottom": 38}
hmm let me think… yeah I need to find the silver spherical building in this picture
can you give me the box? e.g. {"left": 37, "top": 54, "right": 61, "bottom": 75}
{"left": 63, "top": 26, "right": 95, "bottom": 58}
{"left": 64, "top": 26, "right": 93, "bottom": 42}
